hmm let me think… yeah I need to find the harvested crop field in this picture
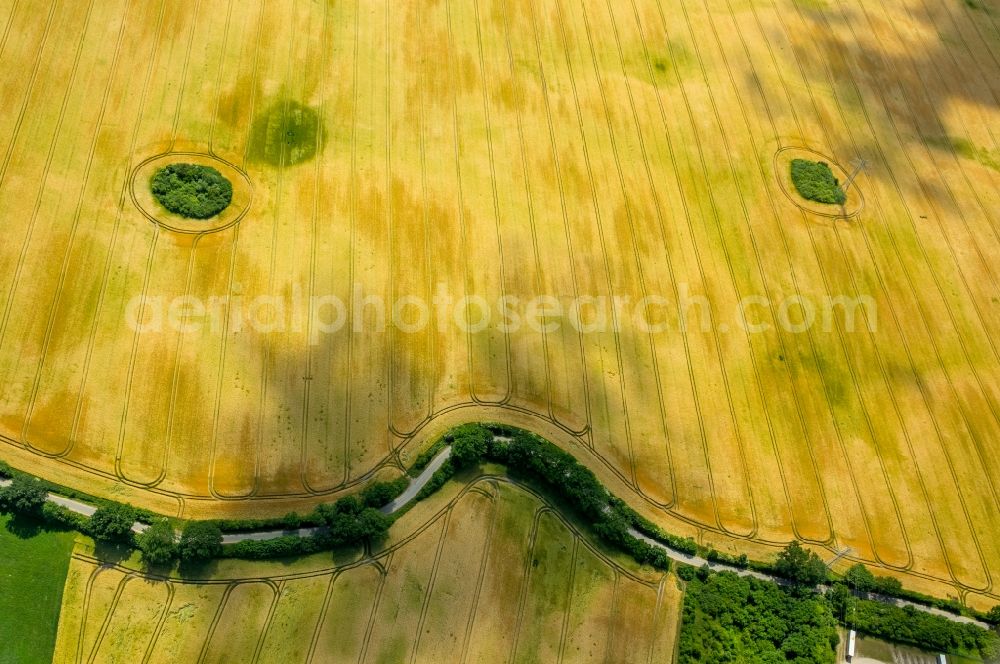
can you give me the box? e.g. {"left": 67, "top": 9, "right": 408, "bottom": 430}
{"left": 51, "top": 479, "right": 680, "bottom": 663}
{"left": 0, "top": 0, "right": 999, "bottom": 608}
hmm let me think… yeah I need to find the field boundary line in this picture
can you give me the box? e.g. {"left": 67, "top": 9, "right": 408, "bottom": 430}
{"left": 299, "top": 0, "right": 336, "bottom": 494}
{"left": 809, "top": 0, "right": 992, "bottom": 590}
{"left": 556, "top": 536, "right": 579, "bottom": 664}
{"left": 195, "top": 582, "right": 238, "bottom": 664}
{"left": 356, "top": 551, "right": 393, "bottom": 664}
{"left": 21, "top": 0, "right": 133, "bottom": 454}
{"left": 0, "top": 0, "right": 57, "bottom": 202}
{"left": 251, "top": 579, "right": 284, "bottom": 664}
{"left": 774, "top": 0, "right": 982, "bottom": 587}
{"left": 208, "top": 0, "right": 266, "bottom": 500}
{"left": 468, "top": 0, "right": 516, "bottom": 409}
{"left": 495, "top": 0, "right": 558, "bottom": 443}
{"left": 85, "top": 571, "right": 135, "bottom": 664}
{"left": 408, "top": 509, "right": 452, "bottom": 663}
{"left": 0, "top": 0, "right": 97, "bottom": 360}
{"left": 140, "top": 579, "right": 176, "bottom": 664}
{"left": 67, "top": 0, "right": 166, "bottom": 464}
{"left": 458, "top": 481, "right": 499, "bottom": 664}
{"left": 714, "top": 0, "right": 884, "bottom": 561}
{"left": 508, "top": 504, "right": 546, "bottom": 664}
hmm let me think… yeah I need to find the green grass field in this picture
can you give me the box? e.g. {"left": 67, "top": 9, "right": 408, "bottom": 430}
{"left": 0, "top": 515, "right": 75, "bottom": 664}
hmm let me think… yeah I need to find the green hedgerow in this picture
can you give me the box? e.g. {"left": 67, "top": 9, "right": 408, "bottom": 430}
{"left": 150, "top": 163, "right": 233, "bottom": 219}
{"left": 790, "top": 158, "right": 847, "bottom": 205}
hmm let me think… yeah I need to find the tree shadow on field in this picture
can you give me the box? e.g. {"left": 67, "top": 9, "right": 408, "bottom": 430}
{"left": 177, "top": 557, "right": 221, "bottom": 581}
{"left": 92, "top": 539, "right": 134, "bottom": 566}
{"left": 787, "top": 0, "right": 1000, "bottom": 178}
{"left": 248, "top": 99, "right": 326, "bottom": 168}
{"left": 4, "top": 513, "right": 73, "bottom": 539}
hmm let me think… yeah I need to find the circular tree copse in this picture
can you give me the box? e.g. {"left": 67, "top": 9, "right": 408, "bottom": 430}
{"left": 150, "top": 163, "right": 233, "bottom": 219}
{"left": 790, "top": 158, "right": 847, "bottom": 205}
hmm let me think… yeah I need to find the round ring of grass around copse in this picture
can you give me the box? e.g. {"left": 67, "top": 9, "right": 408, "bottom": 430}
{"left": 130, "top": 152, "right": 253, "bottom": 234}
{"left": 150, "top": 163, "right": 233, "bottom": 219}
{"left": 773, "top": 146, "right": 864, "bottom": 220}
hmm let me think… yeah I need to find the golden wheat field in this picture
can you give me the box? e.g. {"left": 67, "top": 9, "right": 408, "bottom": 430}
{"left": 1, "top": 0, "right": 999, "bottom": 609}
{"left": 51, "top": 478, "right": 681, "bottom": 663}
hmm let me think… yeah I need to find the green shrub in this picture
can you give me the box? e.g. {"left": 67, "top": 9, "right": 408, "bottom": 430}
{"left": 677, "top": 564, "right": 697, "bottom": 581}
{"left": 138, "top": 520, "right": 177, "bottom": 565}
{"left": 150, "top": 163, "right": 233, "bottom": 219}
{"left": 224, "top": 534, "right": 326, "bottom": 560}
{"left": 86, "top": 503, "right": 138, "bottom": 543}
{"left": 314, "top": 495, "right": 393, "bottom": 546}
{"left": 775, "top": 541, "right": 829, "bottom": 587}
{"left": 39, "top": 502, "right": 88, "bottom": 531}
{"left": 361, "top": 477, "right": 410, "bottom": 508}
{"left": 178, "top": 521, "right": 223, "bottom": 561}
{"left": 613, "top": 499, "right": 699, "bottom": 555}
{"left": 0, "top": 476, "right": 48, "bottom": 515}
{"left": 209, "top": 512, "right": 325, "bottom": 533}
{"left": 678, "top": 571, "right": 839, "bottom": 663}
{"left": 829, "top": 584, "right": 999, "bottom": 657}
{"left": 449, "top": 423, "right": 491, "bottom": 468}
{"left": 790, "top": 158, "right": 847, "bottom": 205}
{"left": 414, "top": 460, "right": 456, "bottom": 501}
{"left": 408, "top": 438, "right": 446, "bottom": 476}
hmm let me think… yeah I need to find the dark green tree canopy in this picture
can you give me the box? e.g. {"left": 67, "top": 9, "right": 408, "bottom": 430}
{"left": 0, "top": 476, "right": 48, "bottom": 514}
{"left": 178, "top": 521, "right": 223, "bottom": 561}
{"left": 775, "top": 541, "right": 828, "bottom": 587}
{"left": 150, "top": 163, "right": 233, "bottom": 219}
{"left": 449, "top": 423, "right": 491, "bottom": 468}
{"left": 138, "top": 519, "right": 177, "bottom": 566}
{"left": 360, "top": 477, "right": 409, "bottom": 508}
{"left": 790, "top": 158, "right": 847, "bottom": 205}
{"left": 678, "top": 571, "right": 839, "bottom": 663}
{"left": 87, "top": 503, "right": 138, "bottom": 542}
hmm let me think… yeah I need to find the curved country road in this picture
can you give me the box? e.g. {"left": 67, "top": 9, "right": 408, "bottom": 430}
{"left": 0, "top": 447, "right": 990, "bottom": 629}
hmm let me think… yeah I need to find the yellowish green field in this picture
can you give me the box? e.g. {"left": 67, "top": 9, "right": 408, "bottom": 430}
{"left": 0, "top": 0, "right": 998, "bottom": 612}
{"left": 51, "top": 478, "right": 681, "bottom": 663}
